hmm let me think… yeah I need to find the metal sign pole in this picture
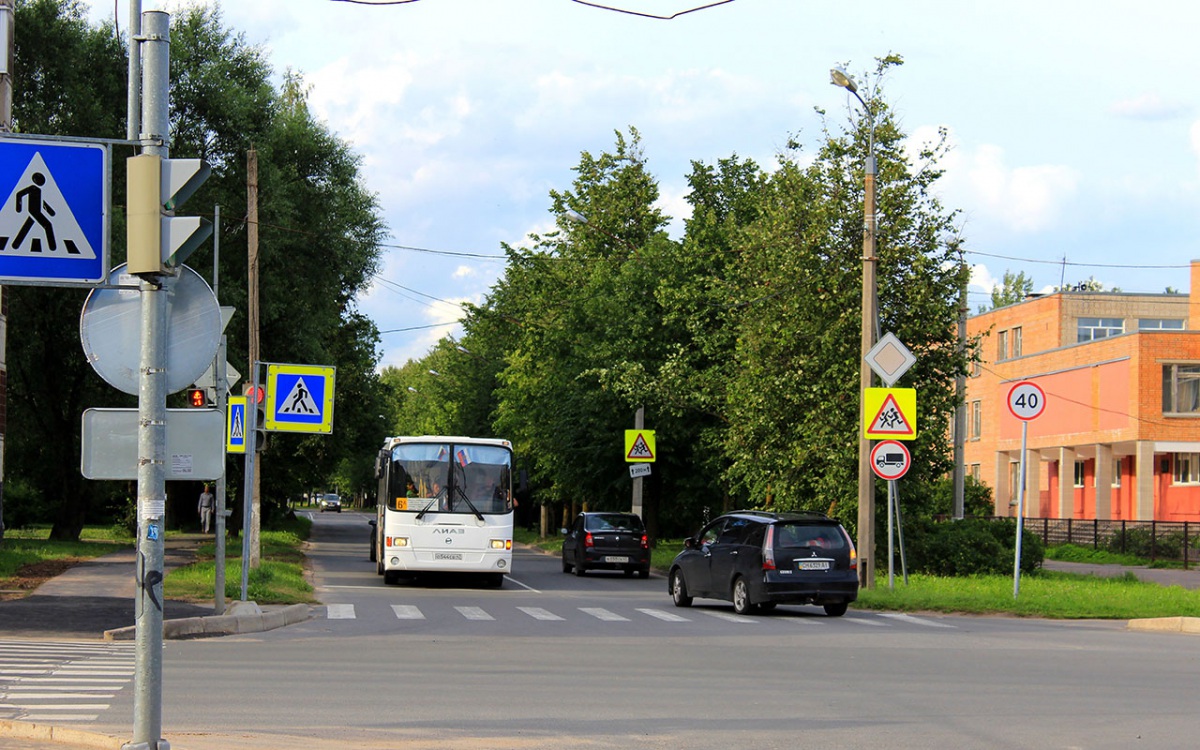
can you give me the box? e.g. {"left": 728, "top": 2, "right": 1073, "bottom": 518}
{"left": 240, "top": 361, "right": 260, "bottom": 602}
{"left": 1013, "top": 419, "right": 1028, "bottom": 599}
{"left": 887, "top": 479, "right": 895, "bottom": 590}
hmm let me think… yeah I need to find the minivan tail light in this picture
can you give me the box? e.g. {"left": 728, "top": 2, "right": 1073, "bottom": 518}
{"left": 640, "top": 534, "right": 649, "bottom": 549}
{"left": 840, "top": 527, "right": 858, "bottom": 570}
{"left": 584, "top": 532, "right": 594, "bottom": 548}
{"left": 762, "top": 526, "right": 776, "bottom": 571}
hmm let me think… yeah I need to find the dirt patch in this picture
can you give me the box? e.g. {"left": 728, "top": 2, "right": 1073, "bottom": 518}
{"left": 0, "top": 558, "right": 83, "bottom": 601}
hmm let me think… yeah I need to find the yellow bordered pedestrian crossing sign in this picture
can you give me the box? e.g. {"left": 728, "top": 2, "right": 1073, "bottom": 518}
{"left": 264, "top": 363, "right": 335, "bottom": 434}
{"left": 863, "top": 387, "right": 916, "bottom": 440}
{"left": 624, "top": 430, "right": 656, "bottom": 463}
{"left": 227, "top": 396, "right": 247, "bottom": 454}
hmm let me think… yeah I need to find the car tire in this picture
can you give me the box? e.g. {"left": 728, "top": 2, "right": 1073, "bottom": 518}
{"left": 574, "top": 560, "right": 586, "bottom": 576}
{"left": 823, "top": 602, "right": 849, "bottom": 617}
{"left": 732, "top": 577, "right": 755, "bottom": 616}
{"left": 637, "top": 568, "right": 650, "bottom": 579}
{"left": 561, "top": 555, "right": 571, "bottom": 573}
{"left": 670, "top": 569, "right": 692, "bottom": 607}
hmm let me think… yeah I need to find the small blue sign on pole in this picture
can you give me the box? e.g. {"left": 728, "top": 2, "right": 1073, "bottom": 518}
{"left": 0, "top": 136, "right": 109, "bottom": 285}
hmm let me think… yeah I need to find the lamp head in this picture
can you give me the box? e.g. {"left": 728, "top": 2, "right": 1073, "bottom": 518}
{"left": 830, "top": 67, "right": 857, "bottom": 93}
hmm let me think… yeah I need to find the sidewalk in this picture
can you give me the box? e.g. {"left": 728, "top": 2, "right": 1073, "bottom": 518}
{"left": 1041, "top": 559, "right": 1200, "bottom": 589}
{"left": 0, "top": 532, "right": 312, "bottom": 750}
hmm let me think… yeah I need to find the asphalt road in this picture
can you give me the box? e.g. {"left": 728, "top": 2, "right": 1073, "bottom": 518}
{"left": 6, "top": 511, "right": 1200, "bottom": 750}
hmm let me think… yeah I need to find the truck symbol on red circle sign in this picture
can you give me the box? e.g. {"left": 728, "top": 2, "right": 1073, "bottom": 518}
{"left": 870, "top": 440, "right": 911, "bottom": 480}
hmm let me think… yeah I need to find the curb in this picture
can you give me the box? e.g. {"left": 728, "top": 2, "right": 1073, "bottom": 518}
{"left": 0, "top": 720, "right": 124, "bottom": 749}
{"left": 102, "top": 603, "right": 311, "bottom": 641}
{"left": 1127, "top": 616, "right": 1200, "bottom": 635}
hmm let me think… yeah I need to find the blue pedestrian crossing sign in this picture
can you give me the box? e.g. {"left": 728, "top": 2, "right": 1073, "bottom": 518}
{"left": 264, "top": 363, "right": 335, "bottom": 434}
{"left": 227, "top": 396, "right": 247, "bottom": 454}
{"left": 0, "top": 137, "right": 108, "bottom": 285}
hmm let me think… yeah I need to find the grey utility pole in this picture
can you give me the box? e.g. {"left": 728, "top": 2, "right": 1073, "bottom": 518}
{"left": 0, "top": 0, "right": 14, "bottom": 546}
{"left": 128, "top": 11, "right": 170, "bottom": 750}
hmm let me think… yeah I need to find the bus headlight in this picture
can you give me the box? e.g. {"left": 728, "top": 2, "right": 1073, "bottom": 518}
{"left": 387, "top": 536, "right": 409, "bottom": 548}
{"left": 489, "top": 539, "right": 507, "bottom": 549}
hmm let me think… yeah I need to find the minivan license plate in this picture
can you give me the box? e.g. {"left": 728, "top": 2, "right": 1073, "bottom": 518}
{"left": 798, "top": 560, "right": 831, "bottom": 571}
{"left": 434, "top": 552, "right": 463, "bottom": 561}
{"left": 605, "top": 556, "right": 629, "bottom": 564}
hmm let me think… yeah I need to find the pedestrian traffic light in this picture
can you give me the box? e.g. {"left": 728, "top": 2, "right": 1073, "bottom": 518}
{"left": 187, "top": 387, "right": 208, "bottom": 408}
{"left": 126, "top": 153, "right": 212, "bottom": 276}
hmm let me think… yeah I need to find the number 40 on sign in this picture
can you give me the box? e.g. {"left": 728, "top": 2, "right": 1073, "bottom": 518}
{"left": 1007, "top": 381, "right": 1046, "bottom": 421}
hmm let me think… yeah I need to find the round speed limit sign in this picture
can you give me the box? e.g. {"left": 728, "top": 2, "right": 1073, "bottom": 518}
{"left": 1007, "top": 381, "right": 1046, "bottom": 421}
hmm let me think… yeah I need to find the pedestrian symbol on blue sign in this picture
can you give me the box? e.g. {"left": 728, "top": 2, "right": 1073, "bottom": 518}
{"left": 264, "top": 364, "right": 335, "bottom": 434}
{"left": 0, "top": 137, "right": 108, "bottom": 285}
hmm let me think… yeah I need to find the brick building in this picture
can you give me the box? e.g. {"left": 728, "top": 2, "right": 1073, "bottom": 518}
{"left": 964, "top": 261, "right": 1200, "bottom": 521}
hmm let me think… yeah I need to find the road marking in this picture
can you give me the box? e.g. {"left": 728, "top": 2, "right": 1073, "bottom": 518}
{"left": 504, "top": 577, "right": 539, "bottom": 592}
{"left": 517, "top": 607, "right": 564, "bottom": 621}
{"left": 326, "top": 604, "right": 356, "bottom": 619}
{"left": 698, "top": 610, "right": 759, "bottom": 624}
{"left": 636, "top": 608, "right": 690, "bottom": 622}
{"left": 391, "top": 605, "right": 425, "bottom": 620}
{"left": 455, "top": 607, "right": 494, "bottom": 621}
{"left": 876, "top": 613, "right": 956, "bottom": 629}
{"left": 842, "top": 616, "right": 888, "bottom": 627}
{"left": 580, "top": 608, "right": 629, "bottom": 622}
{"left": 21, "top": 714, "right": 99, "bottom": 722}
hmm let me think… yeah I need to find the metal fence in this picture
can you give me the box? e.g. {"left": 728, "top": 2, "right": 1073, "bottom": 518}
{"left": 1012, "top": 517, "right": 1197, "bottom": 569}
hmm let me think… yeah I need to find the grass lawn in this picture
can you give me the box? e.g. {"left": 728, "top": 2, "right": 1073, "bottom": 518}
{"left": 165, "top": 517, "right": 315, "bottom": 605}
{"left": 0, "top": 527, "right": 131, "bottom": 599}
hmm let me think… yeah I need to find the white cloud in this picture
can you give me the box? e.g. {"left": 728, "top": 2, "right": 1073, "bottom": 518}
{"left": 1109, "top": 93, "right": 1189, "bottom": 121}
{"left": 452, "top": 265, "right": 477, "bottom": 279}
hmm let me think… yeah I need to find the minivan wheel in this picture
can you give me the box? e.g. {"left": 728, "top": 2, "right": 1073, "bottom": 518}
{"left": 823, "top": 602, "right": 849, "bottom": 617}
{"left": 732, "top": 577, "right": 754, "bottom": 615}
{"left": 670, "top": 569, "right": 693, "bottom": 607}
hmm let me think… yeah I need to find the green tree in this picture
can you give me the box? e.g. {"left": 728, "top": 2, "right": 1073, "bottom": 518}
{"left": 979, "top": 269, "right": 1034, "bottom": 313}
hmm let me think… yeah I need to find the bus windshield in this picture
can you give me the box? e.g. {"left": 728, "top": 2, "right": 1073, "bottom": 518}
{"left": 386, "top": 442, "right": 512, "bottom": 515}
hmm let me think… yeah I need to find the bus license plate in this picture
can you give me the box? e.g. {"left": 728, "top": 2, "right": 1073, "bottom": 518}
{"left": 605, "top": 556, "right": 629, "bottom": 564}
{"left": 434, "top": 552, "right": 463, "bottom": 561}
{"left": 798, "top": 560, "right": 830, "bottom": 571}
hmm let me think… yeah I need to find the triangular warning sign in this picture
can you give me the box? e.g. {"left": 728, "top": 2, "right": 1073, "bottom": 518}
{"left": 0, "top": 152, "right": 96, "bottom": 259}
{"left": 868, "top": 393, "right": 915, "bottom": 437}
{"left": 627, "top": 434, "right": 654, "bottom": 460}
{"left": 277, "top": 377, "right": 320, "bottom": 415}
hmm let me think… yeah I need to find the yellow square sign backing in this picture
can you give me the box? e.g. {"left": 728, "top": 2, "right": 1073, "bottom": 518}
{"left": 863, "top": 387, "right": 916, "bottom": 440}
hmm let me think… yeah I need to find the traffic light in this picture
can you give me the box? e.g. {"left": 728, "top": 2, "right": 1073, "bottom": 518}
{"left": 187, "top": 387, "right": 208, "bottom": 408}
{"left": 126, "top": 153, "right": 212, "bottom": 276}
{"left": 254, "top": 406, "right": 268, "bottom": 452}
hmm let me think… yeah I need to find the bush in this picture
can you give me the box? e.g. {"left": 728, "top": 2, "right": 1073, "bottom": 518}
{"left": 903, "top": 517, "right": 1043, "bottom": 577}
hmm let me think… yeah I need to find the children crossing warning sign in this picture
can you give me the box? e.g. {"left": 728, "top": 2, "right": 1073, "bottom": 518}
{"left": 624, "top": 430, "right": 656, "bottom": 463}
{"left": 863, "top": 387, "right": 916, "bottom": 440}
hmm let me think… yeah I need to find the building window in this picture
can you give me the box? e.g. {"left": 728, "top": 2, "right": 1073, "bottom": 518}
{"left": 1011, "top": 326, "right": 1023, "bottom": 357}
{"left": 1112, "top": 459, "right": 1121, "bottom": 487}
{"left": 970, "top": 359, "right": 981, "bottom": 378}
{"left": 998, "top": 330, "right": 1008, "bottom": 361}
{"left": 968, "top": 464, "right": 981, "bottom": 482}
{"left": 1077, "top": 317, "right": 1123, "bottom": 342}
{"left": 1162, "top": 363, "right": 1200, "bottom": 414}
{"left": 1173, "top": 453, "right": 1200, "bottom": 485}
{"left": 1138, "top": 318, "right": 1185, "bottom": 331}
{"left": 970, "top": 400, "right": 981, "bottom": 439}
{"left": 1074, "top": 461, "right": 1086, "bottom": 488}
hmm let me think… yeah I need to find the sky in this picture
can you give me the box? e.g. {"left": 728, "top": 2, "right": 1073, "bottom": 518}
{"left": 86, "top": 0, "right": 1200, "bottom": 369}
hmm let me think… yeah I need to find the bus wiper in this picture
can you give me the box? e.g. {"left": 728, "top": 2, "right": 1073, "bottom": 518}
{"left": 455, "top": 486, "right": 485, "bottom": 522}
{"left": 414, "top": 495, "right": 438, "bottom": 520}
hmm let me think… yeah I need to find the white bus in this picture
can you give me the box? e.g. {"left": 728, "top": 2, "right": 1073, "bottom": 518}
{"left": 373, "top": 436, "right": 516, "bottom": 586}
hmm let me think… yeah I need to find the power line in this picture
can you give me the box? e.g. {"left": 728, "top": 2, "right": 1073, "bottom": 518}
{"left": 568, "top": 0, "right": 737, "bottom": 19}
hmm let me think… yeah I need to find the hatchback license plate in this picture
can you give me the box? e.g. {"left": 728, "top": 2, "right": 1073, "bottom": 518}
{"left": 434, "top": 552, "right": 463, "bottom": 561}
{"left": 605, "top": 556, "right": 630, "bottom": 564}
{"left": 798, "top": 560, "right": 831, "bottom": 571}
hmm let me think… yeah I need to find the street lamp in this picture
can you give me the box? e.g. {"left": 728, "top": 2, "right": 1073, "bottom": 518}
{"left": 831, "top": 66, "right": 878, "bottom": 589}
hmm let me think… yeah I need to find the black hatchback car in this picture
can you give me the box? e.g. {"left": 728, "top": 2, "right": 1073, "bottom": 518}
{"left": 668, "top": 510, "right": 858, "bottom": 616}
{"left": 561, "top": 512, "right": 651, "bottom": 578}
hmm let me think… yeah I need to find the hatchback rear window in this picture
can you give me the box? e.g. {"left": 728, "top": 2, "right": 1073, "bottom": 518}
{"left": 775, "top": 523, "right": 846, "bottom": 550}
{"left": 585, "top": 514, "right": 644, "bottom": 532}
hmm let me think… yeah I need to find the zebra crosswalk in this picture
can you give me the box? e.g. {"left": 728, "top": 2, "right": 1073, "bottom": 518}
{"left": 315, "top": 602, "right": 957, "bottom": 630}
{"left": 0, "top": 640, "right": 135, "bottom": 723}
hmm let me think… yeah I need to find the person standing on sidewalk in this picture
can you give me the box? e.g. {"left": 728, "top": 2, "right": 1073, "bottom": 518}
{"left": 198, "top": 484, "right": 215, "bottom": 534}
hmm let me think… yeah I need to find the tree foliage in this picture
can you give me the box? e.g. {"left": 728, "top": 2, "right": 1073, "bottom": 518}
{"left": 980, "top": 269, "right": 1034, "bottom": 312}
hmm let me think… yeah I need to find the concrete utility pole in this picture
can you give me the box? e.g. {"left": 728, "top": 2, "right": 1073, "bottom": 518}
{"left": 246, "top": 149, "right": 261, "bottom": 568}
{"left": 128, "top": 11, "right": 169, "bottom": 750}
{"left": 0, "top": 0, "right": 14, "bottom": 545}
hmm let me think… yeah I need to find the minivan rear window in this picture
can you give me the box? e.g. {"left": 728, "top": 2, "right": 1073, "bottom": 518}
{"left": 776, "top": 523, "right": 846, "bottom": 550}
{"left": 585, "top": 514, "right": 644, "bottom": 532}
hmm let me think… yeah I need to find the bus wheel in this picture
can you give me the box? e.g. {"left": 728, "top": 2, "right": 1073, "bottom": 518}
{"left": 487, "top": 574, "right": 504, "bottom": 588}
{"left": 384, "top": 570, "right": 400, "bottom": 585}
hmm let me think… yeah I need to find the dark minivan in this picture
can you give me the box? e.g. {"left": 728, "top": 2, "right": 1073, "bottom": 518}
{"left": 668, "top": 510, "right": 858, "bottom": 616}
{"left": 562, "top": 512, "right": 651, "bottom": 578}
